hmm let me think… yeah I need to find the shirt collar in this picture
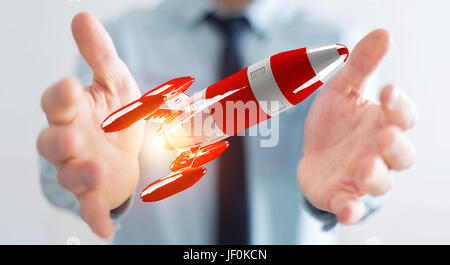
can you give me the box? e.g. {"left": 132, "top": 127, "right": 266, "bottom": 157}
{"left": 177, "top": 0, "right": 300, "bottom": 37}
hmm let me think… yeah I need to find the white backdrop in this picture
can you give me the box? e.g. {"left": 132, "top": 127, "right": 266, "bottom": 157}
{"left": 0, "top": 0, "right": 448, "bottom": 244}
{"left": 300, "top": 0, "right": 450, "bottom": 244}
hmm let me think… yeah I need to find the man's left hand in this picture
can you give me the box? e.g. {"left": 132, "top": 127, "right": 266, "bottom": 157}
{"left": 298, "top": 29, "right": 418, "bottom": 224}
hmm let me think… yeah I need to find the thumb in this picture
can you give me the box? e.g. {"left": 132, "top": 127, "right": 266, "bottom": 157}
{"left": 336, "top": 29, "right": 391, "bottom": 94}
{"left": 71, "top": 12, "right": 137, "bottom": 95}
{"left": 330, "top": 191, "right": 366, "bottom": 225}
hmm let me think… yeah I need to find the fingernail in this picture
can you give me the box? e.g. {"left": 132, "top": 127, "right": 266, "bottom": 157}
{"left": 388, "top": 86, "right": 401, "bottom": 109}
{"left": 385, "top": 130, "right": 402, "bottom": 159}
{"left": 57, "top": 83, "right": 65, "bottom": 105}
{"left": 55, "top": 133, "right": 65, "bottom": 155}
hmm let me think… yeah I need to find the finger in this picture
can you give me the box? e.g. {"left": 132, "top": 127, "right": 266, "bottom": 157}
{"left": 378, "top": 126, "right": 416, "bottom": 170}
{"left": 337, "top": 29, "right": 391, "bottom": 93}
{"left": 380, "top": 85, "right": 418, "bottom": 130}
{"left": 354, "top": 157, "right": 392, "bottom": 196}
{"left": 58, "top": 160, "right": 105, "bottom": 194}
{"left": 36, "top": 126, "right": 84, "bottom": 165}
{"left": 71, "top": 12, "right": 135, "bottom": 93}
{"left": 41, "top": 77, "right": 82, "bottom": 125}
{"left": 79, "top": 190, "right": 115, "bottom": 239}
{"left": 330, "top": 191, "right": 366, "bottom": 225}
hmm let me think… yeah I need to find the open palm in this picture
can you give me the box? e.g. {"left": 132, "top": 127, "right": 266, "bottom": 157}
{"left": 37, "top": 13, "right": 144, "bottom": 238}
{"left": 298, "top": 29, "right": 417, "bottom": 224}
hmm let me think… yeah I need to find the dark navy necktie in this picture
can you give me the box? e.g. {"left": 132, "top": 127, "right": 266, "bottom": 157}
{"left": 207, "top": 13, "right": 249, "bottom": 245}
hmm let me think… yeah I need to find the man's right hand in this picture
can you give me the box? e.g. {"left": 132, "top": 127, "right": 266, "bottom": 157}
{"left": 37, "top": 12, "right": 144, "bottom": 239}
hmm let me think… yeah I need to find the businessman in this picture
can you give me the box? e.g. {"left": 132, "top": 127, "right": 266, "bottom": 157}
{"left": 37, "top": 0, "right": 417, "bottom": 244}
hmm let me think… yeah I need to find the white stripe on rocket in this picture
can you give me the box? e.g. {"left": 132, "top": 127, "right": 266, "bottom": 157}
{"left": 247, "top": 57, "right": 294, "bottom": 116}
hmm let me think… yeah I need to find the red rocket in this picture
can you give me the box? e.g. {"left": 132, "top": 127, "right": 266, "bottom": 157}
{"left": 101, "top": 44, "right": 349, "bottom": 202}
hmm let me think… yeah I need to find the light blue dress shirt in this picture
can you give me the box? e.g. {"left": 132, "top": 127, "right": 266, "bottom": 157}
{"left": 40, "top": 0, "right": 380, "bottom": 244}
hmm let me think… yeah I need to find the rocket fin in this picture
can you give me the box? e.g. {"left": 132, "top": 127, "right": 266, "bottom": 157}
{"left": 140, "top": 167, "right": 207, "bottom": 202}
{"left": 169, "top": 141, "right": 230, "bottom": 172}
{"left": 144, "top": 108, "right": 183, "bottom": 124}
{"left": 165, "top": 92, "right": 191, "bottom": 110}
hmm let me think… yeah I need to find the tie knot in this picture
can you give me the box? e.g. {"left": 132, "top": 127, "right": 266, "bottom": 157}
{"left": 207, "top": 13, "right": 249, "bottom": 36}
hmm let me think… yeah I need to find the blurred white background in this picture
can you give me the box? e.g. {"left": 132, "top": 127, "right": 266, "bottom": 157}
{"left": 0, "top": 0, "right": 448, "bottom": 244}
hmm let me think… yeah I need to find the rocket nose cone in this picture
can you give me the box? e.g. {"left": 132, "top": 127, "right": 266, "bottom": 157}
{"left": 307, "top": 44, "right": 349, "bottom": 82}
{"left": 336, "top": 44, "right": 349, "bottom": 62}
